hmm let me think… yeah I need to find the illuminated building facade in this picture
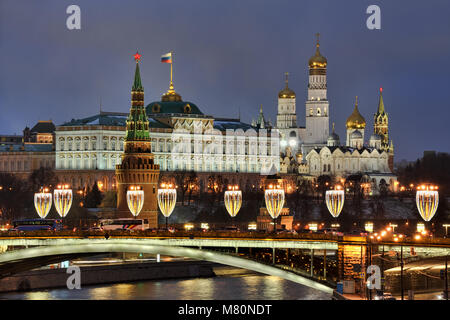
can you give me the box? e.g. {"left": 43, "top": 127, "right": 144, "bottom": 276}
{"left": 272, "top": 35, "right": 397, "bottom": 190}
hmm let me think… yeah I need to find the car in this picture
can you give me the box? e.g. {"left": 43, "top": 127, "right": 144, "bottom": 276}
{"left": 277, "top": 229, "right": 296, "bottom": 234}
{"left": 320, "top": 228, "right": 344, "bottom": 236}
{"left": 374, "top": 292, "right": 396, "bottom": 300}
{"left": 347, "top": 229, "right": 368, "bottom": 236}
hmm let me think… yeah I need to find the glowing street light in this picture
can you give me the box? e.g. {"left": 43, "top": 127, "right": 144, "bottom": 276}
{"left": 265, "top": 184, "right": 285, "bottom": 233}
{"left": 417, "top": 222, "right": 426, "bottom": 233}
{"left": 416, "top": 184, "right": 439, "bottom": 222}
{"left": 325, "top": 185, "right": 344, "bottom": 218}
{"left": 157, "top": 183, "right": 177, "bottom": 230}
{"left": 34, "top": 187, "right": 52, "bottom": 219}
{"left": 224, "top": 185, "right": 242, "bottom": 227}
{"left": 54, "top": 184, "right": 73, "bottom": 219}
{"left": 127, "top": 186, "right": 144, "bottom": 217}
{"left": 365, "top": 222, "right": 374, "bottom": 233}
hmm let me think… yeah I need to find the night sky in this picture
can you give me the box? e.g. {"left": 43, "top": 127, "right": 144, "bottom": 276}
{"left": 1, "top": 0, "right": 449, "bottom": 161}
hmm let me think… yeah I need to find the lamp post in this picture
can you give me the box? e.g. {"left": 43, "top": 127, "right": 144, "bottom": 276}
{"left": 34, "top": 187, "right": 52, "bottom": 219}
{"left": 400, "top": 244, "right": 404, "bottom": 300}
{"left": 157, "top": 183, "right": 177, "bottom": 230}
{"left": 325, "top": 185, "right": 345, "bottom": 219}
{"left": 264, "top": 184, "right": 285, "bottom": 233}
{"left": 127, "top": 186, "right": 145, "bottom": 229}
{"left": 224, "top": 185, "right": 242, "bottom": 228}
{"left": 54, "top": 184, "right": 73, "bottom": 227}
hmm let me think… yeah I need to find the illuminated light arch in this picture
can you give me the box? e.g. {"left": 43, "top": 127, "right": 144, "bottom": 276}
{"left": 0, "top": 242, "right": 333, "bottom": 294}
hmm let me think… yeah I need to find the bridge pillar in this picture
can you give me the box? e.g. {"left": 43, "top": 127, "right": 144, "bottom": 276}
{"left": 235, "top": 247, "right": 238, "bottom": 254}
{"left": 323, "top": 249, "right": 327, "bottom": 279}
{"left": 311, "top": 249, "right": 314, "bottom": 277}
{"left": 272, "top": 248, "right": 276, "bottom": 265}
{"left": 338, "top": 236, "right": 368, "bottom": 287}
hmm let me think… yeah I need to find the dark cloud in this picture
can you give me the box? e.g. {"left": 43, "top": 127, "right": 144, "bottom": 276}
{"left": 0, "top": 0, "right": 449, "bottom": 160}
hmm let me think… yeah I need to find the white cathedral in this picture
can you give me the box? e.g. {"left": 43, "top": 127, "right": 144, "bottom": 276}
{"left": 275, "top": 35, "right": 397, "bottom": 191}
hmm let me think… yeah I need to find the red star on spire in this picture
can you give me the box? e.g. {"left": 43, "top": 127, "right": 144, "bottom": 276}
{"left": 380, "top": 87, "right": 383, "bottom": 93}
{"left": 134, "top": 51, "right": 142, "bottom": 62}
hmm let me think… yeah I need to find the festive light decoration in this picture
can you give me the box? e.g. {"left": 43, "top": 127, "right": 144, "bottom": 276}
{"left": 325, "top": 186, "right": 345, "bottom": 218}
{"left": 224, "top": 185, "right": 242, "bottom": 219}
{"left": 158, "top": 183, "right": 177, "bottom": 229}
{"left": 265, "top": 184, "right": 285, "bottom": 232}
{"left": 416, "top": 185, "right": 439, "bottom": 222}
{"left": 53, "top": 185, "right": 72, "bottom": 218}
{"left": 34, "top": 187, "right": 52, "bottom": 219}
{"left": 127, "top": 186, "right": 144, "bottom": 217}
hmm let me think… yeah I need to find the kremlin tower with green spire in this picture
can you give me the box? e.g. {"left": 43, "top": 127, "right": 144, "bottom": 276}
{"left": 115, "top": 52, "right": 160, "bottom": 227}
{"left": 373, "top": 87, "right": 394, "bottom": 171}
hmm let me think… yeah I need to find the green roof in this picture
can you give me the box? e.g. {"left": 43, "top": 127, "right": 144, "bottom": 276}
{"left": 60, "top": 112, "right": 128, "bottom": 126}
{"left": 146, "top": 101, "right": 204, "bottom": 116}
{"left": 132, "top": 63, "right": 143, "bottom": 91}
{"left": 148, "top": 118, "right": 171, "bottom": 128}
{"left": 377, "top": 90, "right": 385, "bottom": 115}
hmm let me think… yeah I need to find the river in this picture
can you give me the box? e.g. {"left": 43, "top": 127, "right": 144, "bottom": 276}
{"left": 0, "top": 267, "right": 331, "bottom": 300}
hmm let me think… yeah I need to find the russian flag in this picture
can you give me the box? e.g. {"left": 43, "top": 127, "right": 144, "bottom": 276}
{"left": 161, "top": 52, "right": 172, "bottom": 63}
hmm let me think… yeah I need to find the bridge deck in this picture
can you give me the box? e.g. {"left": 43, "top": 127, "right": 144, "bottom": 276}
{"left": 0, "top": 237, "right": 339, "bottom": 250}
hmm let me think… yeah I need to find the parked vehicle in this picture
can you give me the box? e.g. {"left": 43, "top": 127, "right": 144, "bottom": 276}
{"left": 374, "top": 292, "right": 396, "bottom": 300}
{"left": 12, "top": 219, "right": 62, "bottom": 231}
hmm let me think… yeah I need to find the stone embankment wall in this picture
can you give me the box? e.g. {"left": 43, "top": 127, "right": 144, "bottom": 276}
{"left": 0, "top": 261, "right": 215, "bottom": 292}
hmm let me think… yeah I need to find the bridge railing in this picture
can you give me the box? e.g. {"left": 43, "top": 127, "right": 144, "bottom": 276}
{"left": 0, "top": 230, "right": 341, "bottom": 241}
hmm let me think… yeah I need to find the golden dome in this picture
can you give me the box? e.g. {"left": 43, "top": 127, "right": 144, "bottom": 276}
{"left": 346, "top": 96, "right": 366, "bottom": 129}
{"left": 161, "top": 89, "right": 182, "bottom": 102}
{"left": 278, "top": 72, "right": 296, "bottom": 99}
{"left": 309, "top": 33, "right": 327, "bottom": 68}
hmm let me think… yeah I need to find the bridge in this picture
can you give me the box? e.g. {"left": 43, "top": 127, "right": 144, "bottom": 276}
{"left": 1, "top": 231, "right": 449, "bottom": 295}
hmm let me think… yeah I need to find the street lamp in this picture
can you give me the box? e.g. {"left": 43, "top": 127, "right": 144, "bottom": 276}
{"left": 265, "top": 184, "right": 285, "bottom": 233}
{"left": 325, "top": 185, "right": 345, "bottom": 218}
{"left": 443, "top": 224, "right": 450, "bottom": 237}
{"left": 365, "top": 222, "right": 374, "bottom": 233}
{"left": 54, "top": 185, "right": 73, "bottom": 221}
{"left": 416, "top": 184, "right": 439, "bottom": 222}
{"left": 224, "top": 185, "right": 242, "bottom": 228}
{"left": 157, "top": 183, "right": 177, "bottom": 230}
{"left": 34, "top": 187, "right": 52, "bottom": 219}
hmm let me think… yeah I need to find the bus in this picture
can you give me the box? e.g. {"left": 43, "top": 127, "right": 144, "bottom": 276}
{"left": 12, "top": 219, "right": 63, "bottom": 231}
{"left": 99, "top": 218, "right": 149, "bottom": 231}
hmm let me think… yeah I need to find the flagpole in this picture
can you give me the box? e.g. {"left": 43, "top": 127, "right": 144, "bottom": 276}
{"left": 170, "top": 51, "right": 174, "bottom": 90}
